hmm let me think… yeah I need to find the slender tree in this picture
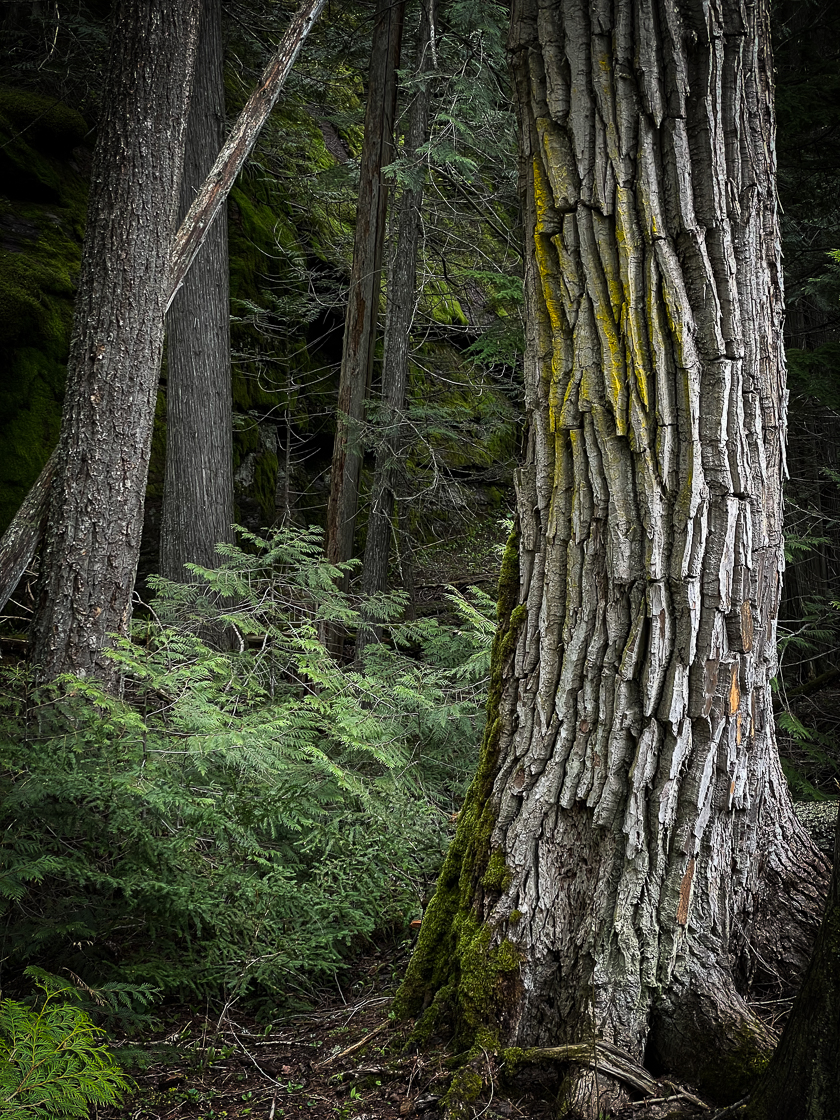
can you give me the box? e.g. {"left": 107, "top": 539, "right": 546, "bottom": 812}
{"left": 326, "top": 0, "right": 405, "bottom": 584}
{"left": 396, "top": 0, "right": 828, "bottom": 1113}
{"left": 358, "top": 3, "right": 433, "bottom": 656}
{"left": 30, "top": 0, "right": 201, "bottom": 685}
{"left": 747, "top": 806, "right": 840, "bottom": 1118}
{"left": 160, "top": 0, "right": 234, "bottom": 585}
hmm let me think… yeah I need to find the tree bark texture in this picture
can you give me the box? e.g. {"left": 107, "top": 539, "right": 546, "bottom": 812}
{"left": 0, "top": 0, "right": 328, "bottom": 661}
{"left": 398, "top": 0, "right": 828, "bottom": 1112}
{"left": 160, "top": 0, "right": 234, "bottom": 583}
{"left": 358, "top": 6, "right": 433, "bottom": 657}
{"left": 747, "top": 807, "right": 840, "bottom": 1120}
{"left": 326, "top": 0, "right": 405, "bottom": 581}
{"left": 29, "top": 0, "right": 200, "bottom": 683}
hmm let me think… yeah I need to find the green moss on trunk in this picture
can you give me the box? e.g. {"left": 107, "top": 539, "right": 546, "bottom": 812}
{"left": 394, "top": 526, "right": 525, "bottom": 1052}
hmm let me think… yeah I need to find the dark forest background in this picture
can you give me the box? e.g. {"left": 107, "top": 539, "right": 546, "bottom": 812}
{"left": 0, "top": 0, "right": 839, "bottom": 1112}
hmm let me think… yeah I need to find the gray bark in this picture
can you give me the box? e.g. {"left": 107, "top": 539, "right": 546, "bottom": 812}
{"left": 166, "top": 0, "right": 328, "bottom": 312}
{"left": 326, "top": 0, "right": 405, "bottom": 581}
{"left": 29, "top": 0, "right": 200, "bottom": 685}
{"left": 0, "top": 0, "right": 327, "bottom": 669}
{"left": 160, "top": 0, "right": 234, "bottom": 583}
{"left": 401, "top": 0, "right": 829, "bottom": 1112}
{"left": 748, "top": 808, "right": 840, "bottom": 1119}
{"left": 358, "top": 6, "right": 433, "bottom": 658}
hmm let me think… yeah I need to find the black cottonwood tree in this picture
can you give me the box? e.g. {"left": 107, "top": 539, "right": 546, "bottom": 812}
{"left": 30, "top": 0, "right": 201, "bottom": 684}
{"left": 160, "top": 0, "right": 234, "bottom": 585}
{"left": 397, "top": 0, "right": 829, "bottom": 1113}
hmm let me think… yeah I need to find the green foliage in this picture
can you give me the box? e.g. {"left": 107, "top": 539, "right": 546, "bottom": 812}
{"left": 777, "top": 710, "right": 840, "bottom": 799}
{"left": 0, "top": 528, "right": 490, "bottom": 1006}
{"left": 0, "top": 88, "right": 88, "bottom": 534}
{"left": 0, "top": 968, "right": 130, "bottom": 1119}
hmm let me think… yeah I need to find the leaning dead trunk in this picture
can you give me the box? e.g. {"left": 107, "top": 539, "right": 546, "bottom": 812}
{"left": 30, "top": 0, "right": 200, "bottom": 684}
{"left": 161, "top": 0, "right": 234, "bottom": 585}
{"left": 397, "top": 0, "right": 828, "bottom": 1113}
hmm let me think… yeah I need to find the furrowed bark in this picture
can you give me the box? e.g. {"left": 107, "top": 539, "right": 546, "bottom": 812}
{"left": 30, "top": 0, "right": 200, "bottom": 685}
{"left": 0, "top": 0, "right": 326, "bottom": 661}
{"left": 161, "top": 0, "right": 234, "bottom": 585}
{"left": 326, "top": 0, "right": 405, "bottom": 585}
{"left": 357, "top": 6, "right": 432, "bottom": 660}
{"left": 399, "top": 0, "right": 828, "bottom": 1114}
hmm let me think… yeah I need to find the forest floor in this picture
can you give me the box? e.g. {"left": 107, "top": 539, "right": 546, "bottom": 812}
{"left": 99, "top": 939, "right": 726, "bottom": 1120}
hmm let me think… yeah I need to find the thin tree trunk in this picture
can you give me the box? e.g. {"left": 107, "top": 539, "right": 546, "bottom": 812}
{"left": 29, "top": 0, "right": 200, "bottom": 685}
{"left": 0, "top": 453, "right": 55, "bottom": 615}
{"left": 397, "top": 0, "right": 828, "bottom": 1114}
{"left": 326, "top": 0, "right": 405, "bottom": 584}
{"left": 166, "top": 0, "right": 327, "bottom": 311}
{"left": 747, "top": 806, "right": 840, "bottom": 1119}
{"left": 160, "top": 0, "right": 234, "bottom": 584}
{"left": 0, "top": 0, "right": 327, "bottom": 658}
{"left": 357, "top": 6, "right": 432, "bottom": 660}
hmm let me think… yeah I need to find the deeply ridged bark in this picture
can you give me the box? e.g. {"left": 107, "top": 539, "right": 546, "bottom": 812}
{"left": 400, "top": 0, "right": 828, "bottom": 1113}
{"left": 30, "top": 0, "right": 199, "bottom": 685}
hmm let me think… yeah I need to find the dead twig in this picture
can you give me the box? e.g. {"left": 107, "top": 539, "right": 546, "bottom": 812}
{"left": 313, "top": 1020, "right": 389, "bottom": 1068}
{"left": 708, "top": 1097, "right": 749, "bottom": 1120}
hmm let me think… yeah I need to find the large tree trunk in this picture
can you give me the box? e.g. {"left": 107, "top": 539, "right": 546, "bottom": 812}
{"left": 160, "top": 0, "right": 234, "bottom": 584}
{"left": 397, "top": 0, "right": 829, "bottom": 1113}
{"left": 357, "top": 5, "right": 432, "bottom": 659}
{"left": 29, "top": 0, "right": 200, "bottom": 684}
{"left": 0, "top": 0, "right": 328, "bottom": 627}
{"left": 325, "top": 0, "right": 405, "bottom": 583}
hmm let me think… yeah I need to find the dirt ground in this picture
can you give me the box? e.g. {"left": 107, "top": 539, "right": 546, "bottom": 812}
{"left": 98, "top": 943, "right": 736, "bottom": 1120}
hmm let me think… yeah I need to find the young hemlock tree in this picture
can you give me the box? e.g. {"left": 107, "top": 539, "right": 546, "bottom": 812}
{"left": 327, "top": 0, "right": 405, "bottom": 588}
{"left": 358, "top": 4, "right": 434, "bottom": 658}
{"left": 1, "top": 528, "right": 491, "bottom": 1002}
{"left": 396, "top": 0, "right": 828, "bottom": 1113}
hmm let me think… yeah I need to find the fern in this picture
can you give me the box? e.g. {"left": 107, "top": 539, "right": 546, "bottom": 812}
{"left": 0, "top": 969, "right": 130, "bottom": 1118}
{"left": 0, "top": 527, "right": 490, "bottom": 1004}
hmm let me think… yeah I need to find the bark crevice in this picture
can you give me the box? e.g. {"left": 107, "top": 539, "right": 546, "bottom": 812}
{"left": 399, "top": 0, "right": 828, "bottom": 1113}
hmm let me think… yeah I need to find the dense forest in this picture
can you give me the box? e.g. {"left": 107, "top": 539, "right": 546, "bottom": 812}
{"left": 0, "top": 0, "right": 839, "bottom": 1117}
